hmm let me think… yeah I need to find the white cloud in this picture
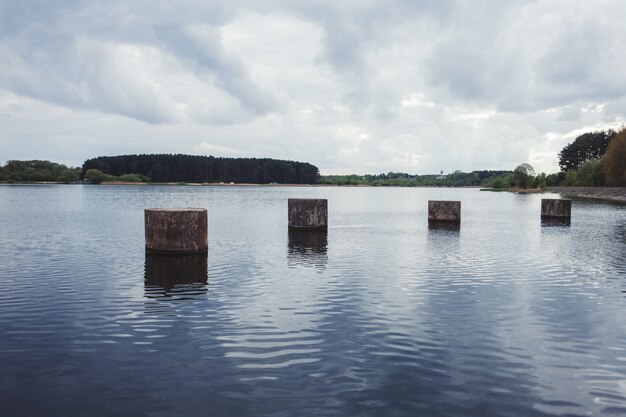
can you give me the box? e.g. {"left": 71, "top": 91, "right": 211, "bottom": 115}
{"left": 401, "top": 93, "right": 435, "bottom": 108}
{"left": 195, "top": 142, "right": 239, "bottom": 156}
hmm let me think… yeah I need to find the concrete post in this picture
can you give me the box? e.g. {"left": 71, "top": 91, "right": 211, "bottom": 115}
{"left": 428, "top": 200, "right": 461, "bottom": 223}
{"left": 145, "top": 208, "right": 208, "bottom": 254}
{"left": 541, "top": 199, "right": 571, "bottom": 219}
{"left": 288, "top": 199, "right": 328, "bottom": 230}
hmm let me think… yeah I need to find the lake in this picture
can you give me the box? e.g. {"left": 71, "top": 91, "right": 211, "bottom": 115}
{"left": 1, "top": 185, "right": 625, "bottom": 416}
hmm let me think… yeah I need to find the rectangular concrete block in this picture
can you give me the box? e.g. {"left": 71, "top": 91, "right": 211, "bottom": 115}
{"left": 541, "top": 199, "right": 571, "bottom": 219}
{"left": 145, "top": 208, "right": 208, "bottom": 254}
{"left": 288, "top": 199, "right": 328, "bottom": 230}
{"left": 428, "top": 200, "right": 461, "bottom": 223}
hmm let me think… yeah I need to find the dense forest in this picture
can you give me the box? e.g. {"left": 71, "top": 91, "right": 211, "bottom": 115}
{"left": 82, "top": 154, "right": 320, "bottom": 184}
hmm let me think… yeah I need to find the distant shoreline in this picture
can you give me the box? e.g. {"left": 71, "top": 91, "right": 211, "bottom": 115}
{"left": 3, "top": 182, "right": 626, "bottom": 203}
{"left": 0, "top": 181, "right": 479, "bottom": 188}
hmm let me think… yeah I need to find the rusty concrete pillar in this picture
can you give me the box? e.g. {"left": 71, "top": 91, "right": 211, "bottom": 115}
{"left": 428, "top": 200, "right": 461, "bottom": 223}
{"left": 145, "top": 208, "right": 208, "bottom": 254}
{"left": 541, "top": 199, "right": 571, "bottom": 219}
{"left": 288, "top": 199, "right": 328, "bottom": 230}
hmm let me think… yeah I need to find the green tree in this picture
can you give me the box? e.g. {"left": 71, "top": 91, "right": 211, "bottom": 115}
{"left": 533, "top": 173, "right": 548, "bottom": 189}
{"left": 118, "top": 173, "right": 149, "bottom": 182}
{"left": 1, "top": 160, "right": 80, "bottom": 182}
{"left": 544, "top": 173, "right": 563, "bottom": 186}
{"left": 513, "top": 163, "right": 536, "bottom": 189}
{"left": 59, "top": 170, "right": 80, "bottom": 183}
{"left": 84, "top": 169, "right": 106, "bottom": 184}
{"left": 559, "top": 130, "right": 615, "bottom": 172}
{"left": 488, "top": 176, "right": 510, "bottom": 189}
{"left": 604, "top": 127, "right": 626, "bottom": 186}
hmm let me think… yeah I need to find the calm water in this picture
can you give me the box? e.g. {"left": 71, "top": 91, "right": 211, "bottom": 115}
{"left": 1, "top": 185, "right": 625, "bottom": 417}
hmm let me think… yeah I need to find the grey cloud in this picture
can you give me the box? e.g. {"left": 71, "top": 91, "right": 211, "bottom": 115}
{"left": 424, "top": 1, "right": 626, "bottom": 112}
{"left": 0, "top": 0, "right": 84, "bottom": 36}
{"left": 0, "top": 1, "right": 280, "bottom": 124}
{"left": 156, "top": 25, "right": 282, "bottom": 116}
{"left": 537, "top": 22, "right": 626, "bottom": 105}
{"left": 555, "top": 106, "right": 582, "bottom": 122}
{"left": 273, "top": 0, "right": 449, "bottom": 119}
{"left": 0, "top": 33, "right": 178, "bottom": 123}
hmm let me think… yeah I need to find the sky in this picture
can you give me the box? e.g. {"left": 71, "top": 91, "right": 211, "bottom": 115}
{"left": 1, "top": 1, "right": 625, "bottom": 175}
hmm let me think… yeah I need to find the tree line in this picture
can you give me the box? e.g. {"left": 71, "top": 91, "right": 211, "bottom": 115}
{"left": 319, "top": 170, "right": 512, "bottom": 187}
{"left": 3, "top": 127, "right": 624, "bottom": 187}
{"left": 480, "top": 126, "right": 626, "bottom": 189}
{"left": 82, "top": 154, "right": 320, "bottom": 184}
{"left": 320, "top": 126, "right": 626, "bottom": 190}
{"left": 0, "top": 160, "right": 81, "bottom": 183}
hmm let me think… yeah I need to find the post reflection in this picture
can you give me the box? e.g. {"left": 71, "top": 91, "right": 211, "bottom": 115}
{"left": 428, "top": 220, "right": 461, "bottom": 232}
{"left": 540, "top": 218, "right": 571, "bottom": 227}
{"left": 144, "top": 254, "right": 208, "bottom": 301}
{"left": 287, "top": 230, "right": 328, "bottom": 268}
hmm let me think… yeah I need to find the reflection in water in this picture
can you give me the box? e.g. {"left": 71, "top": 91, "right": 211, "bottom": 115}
{"left": 288, "top": 230, "right": 328, "bottom": 268}
{"left": 541, "top": 218, "right": 571, "bottom": 227}
{"left": 427, "top": 220, "right": 461, "bottom": 259}
{"left": 428, "top": 220, "right": 461, "bottom": 232}
{"left": 144, "top": 254, "right": 208, "bottom": 301}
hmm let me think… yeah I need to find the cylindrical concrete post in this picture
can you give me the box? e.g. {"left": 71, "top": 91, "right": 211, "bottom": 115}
{"left": 288, "top": 199, "right": 328, "bottom": 230}
{"left": 145, "top": 208, "right": 208, "bottom": 254}
{"left": 541, "top": 199, "right": 571, "bottom": 219}
{"left": 428, "top": 200, "right": 461, "bottom": 223}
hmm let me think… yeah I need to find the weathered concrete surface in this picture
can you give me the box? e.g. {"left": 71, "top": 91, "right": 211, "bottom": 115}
{"left": 145, "top": 208, "right": 208, "bottom": 254}
{"left": 428, "top": 200, "right": 461, "bottom": 223}
{"left": 541, "top": 199, "right": 571, "bottom": 219}
{"left": 288, "top": 199, "right": 328, "bottom": 230}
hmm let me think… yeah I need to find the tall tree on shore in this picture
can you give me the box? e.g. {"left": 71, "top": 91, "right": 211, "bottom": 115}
{"left": 558, "top": 130, "right": 615, "bottom": 172}
{"left": 603, "top": 127, "right": 626, "bottom": 186}
{"left": 513, "top": 163, "right": 535, "bottom": 189}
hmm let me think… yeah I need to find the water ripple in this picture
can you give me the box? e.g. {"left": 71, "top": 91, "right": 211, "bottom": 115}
{"left": 1, "top": 186, "right": 626, "bottom": 416}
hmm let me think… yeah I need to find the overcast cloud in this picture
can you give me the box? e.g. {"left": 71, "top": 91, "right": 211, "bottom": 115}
{"left": 1, "top": 0, "right": 624, "bottom": 174}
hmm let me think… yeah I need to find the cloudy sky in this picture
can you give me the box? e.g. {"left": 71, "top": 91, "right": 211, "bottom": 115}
{"left": 1, "top": 1, "right": 625, "bottom": 174}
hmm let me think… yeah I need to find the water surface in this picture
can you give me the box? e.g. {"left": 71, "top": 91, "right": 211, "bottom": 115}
{"left": 1, "top": 185, "right": 625, "bottom": 416}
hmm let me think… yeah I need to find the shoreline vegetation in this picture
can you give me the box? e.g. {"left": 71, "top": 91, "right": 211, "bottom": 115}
{"left": 1, "top": 126, "right": 624, "bottom": 202}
